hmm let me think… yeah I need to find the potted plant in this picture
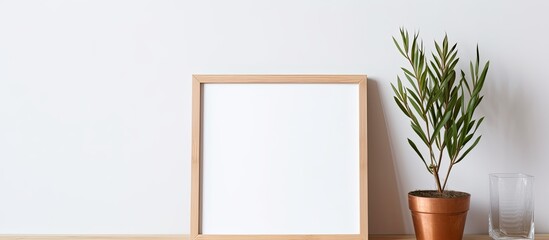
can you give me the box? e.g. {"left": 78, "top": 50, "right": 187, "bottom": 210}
{"left": 391, "top": 28, "right": 489, "bottom": 240}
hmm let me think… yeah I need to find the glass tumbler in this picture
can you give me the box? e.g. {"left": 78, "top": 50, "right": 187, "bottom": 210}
{"left": 489, "top": 173, "right": 534, "bottom": 240}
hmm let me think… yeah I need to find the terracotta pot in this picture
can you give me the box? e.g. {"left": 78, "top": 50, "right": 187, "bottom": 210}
{"left": 408, "top": 191, "right": 471, "bottom": 240}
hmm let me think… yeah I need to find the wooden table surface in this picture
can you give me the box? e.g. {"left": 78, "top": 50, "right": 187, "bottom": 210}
{"left": 0, "top": 235, "right": 545, "bottom": 240}
{"left": 369, "top": 235, "right": 546, "bottom": 240}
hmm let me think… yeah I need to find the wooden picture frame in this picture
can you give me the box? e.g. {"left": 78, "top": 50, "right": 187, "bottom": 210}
{"left": 191, "top": 75, "right": 368, "bottom": 240}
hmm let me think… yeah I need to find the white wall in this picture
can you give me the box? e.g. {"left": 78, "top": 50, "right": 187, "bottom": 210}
{"left": 0, "top": 0, "right": 547, "bottom": 235}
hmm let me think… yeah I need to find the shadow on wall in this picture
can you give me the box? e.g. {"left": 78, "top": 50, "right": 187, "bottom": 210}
{"left": 481, "top": 72, "right": 534, "bottom": 159}
{"left": 462, "top": 68, "right": 535, "bottom": 233}
{"left": 367, "top": 79, "right": 406, "bottom": 234}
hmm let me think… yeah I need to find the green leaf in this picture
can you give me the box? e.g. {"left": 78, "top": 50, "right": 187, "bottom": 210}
{"left": 397, "top": 76, "right": 406, "bottom": 96}
{"left": 393, "top": 96, "right": 409, "bottom": 117}
{"left": 455, "top": 135, "right": 482, "bottom": 163}
{"left": 448, "top": 58, "right": 459, "bottom": 71}
{"left": 411, "top": 35, "right": 417, "bottom": 63}
{"left": 453, "top": 95, "right": 463, "bottom": 118}
{"left": 450, "top": 43, "right": 458, "bottom": 55}
{"left": 475, "top": 96, "right": 484, "bottom": 109}
{"left": 447, "top": 50, "right": 458, "bottom": 65}
{"left": 431, "top": 110, "right": 452, "bottom": 143}
{"left": 450, "top": 120, "right": 459, "bottom": 145}
{"left": 390, "top": 82, "right": 400, "bottom": 99}
{"left": 432, "top": 53, "right": 443, "bottom": 70}
{"left": 430, "top": 59, "right": 442, "bottom": 79}
{"left": 404, "top": 72, "right": 418, "bottom": 93}
{"left": 401, "top": 67, "right": 415, "bottom": 78}
{"left": 408, "top": 138, "right": 430, "bottom": 173}
{"left": 435, "top": 41, "right": 443, "bottom": 62}
{"left": 411, "top": 122, "right": 428, "bottom": 144}
{"left": 408, "top": 95, "right": 425, "bottom": 120}
{"left": 469, "top": 61, "right": 476, "bottom": 84}
{"left": 418, "top": 52, "right": 426, "bottom": 73}
{"left": 446, "top": 129, "right": 455, "bottom": 157}
{"left": 466, "top": 95, "right": 478, "bottom": 114}
{"left": 425, "top": 87, "right": 439, "bottom": 110}
{"left": 407, "top": 88, "right": 422, "bottom": 109}
{"left": 443, "top": 35, "right": 449, "bottom": 53}
{"left": 461, "top": 70, "right": 472, "bottom": 94}
{"left": 475, "top": 52, "right": 480, "bottom": 76}
{"left": 474, "top": 116, "right": 485, "bottom": 133}
{"left": 427, "top": 64, "right": 437, "bottom": 80}
{"left": 462, "top": 133, "right": 473, "bottom": 146}
{"left": 401, "top": 29, "right": 409, "bottom": 53}
{"left": 477, "top": 61, "right": 490, "bottom": 87}
{"left": 393, "top": 36, "right": 406, "bottom": 57}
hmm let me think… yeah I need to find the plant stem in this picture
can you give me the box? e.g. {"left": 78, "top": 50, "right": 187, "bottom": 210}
{"left": 434, "top": 170, "right": 443, "bottom": 192}
{"left": 427, "top": 133, "right": 442, "bottom": 192}
{"left": 436, "top": 143, "right": 446, "bottom": 192}
{"left": 427, "top": 137, "right": 444, "bottom": 193}
{"left": 441, "top": 161, "right": 454, "bottom": 191}
{"left": 422, "top": 100, "right": 442, "bottom": 192}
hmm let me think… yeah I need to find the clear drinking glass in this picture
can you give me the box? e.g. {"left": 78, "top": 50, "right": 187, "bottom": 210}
{"left": 489, "top": 173, "right": 534, "bottom": 240}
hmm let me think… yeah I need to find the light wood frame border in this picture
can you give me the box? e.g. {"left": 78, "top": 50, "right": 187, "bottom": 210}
{"left": 191, "top": 75, "right": 368, "bottom": 240}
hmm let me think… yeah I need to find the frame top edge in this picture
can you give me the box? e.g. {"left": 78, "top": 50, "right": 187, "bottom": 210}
{"left": 192, "top": 75, "right": 367, "bottom": 83}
